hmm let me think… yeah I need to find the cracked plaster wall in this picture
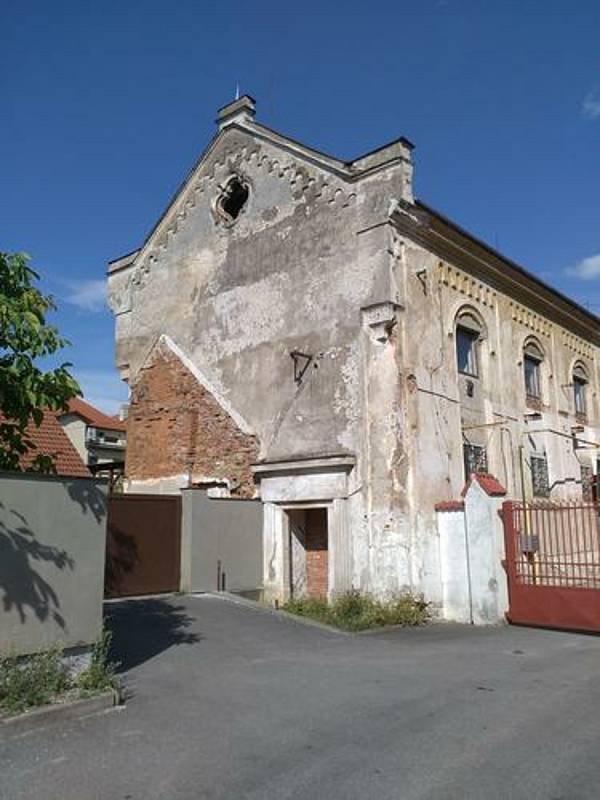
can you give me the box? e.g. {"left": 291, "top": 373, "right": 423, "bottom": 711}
{"left": 109, "top": 123, "right": 419, "bottom": 598}
{"left": 108, "top": 116, "right": 599, "bottom": 605}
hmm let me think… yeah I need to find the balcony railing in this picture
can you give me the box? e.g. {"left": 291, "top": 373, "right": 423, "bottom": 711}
{"left": 85, "top": 427, "right": 126, "bottom": 448}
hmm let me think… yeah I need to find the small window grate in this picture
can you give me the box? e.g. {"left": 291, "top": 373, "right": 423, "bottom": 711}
{"left": 463, "top": 443, "right": 488, "bottom": 479}
{"left": 581, "top": 465, "right": 594, "bottom": 502}
{"left": 531, "top": 455, "right": 550, "bottom": 498}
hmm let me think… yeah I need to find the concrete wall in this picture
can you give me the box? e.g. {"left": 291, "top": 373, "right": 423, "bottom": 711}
{"left": 180, "top": 488, "right": 262, "bottom": 593}
{"left": 438, "top": 480, "right": 509, "bottom": 625}
{"left": 0, "top": 472, "right": 108, "bottom": 655}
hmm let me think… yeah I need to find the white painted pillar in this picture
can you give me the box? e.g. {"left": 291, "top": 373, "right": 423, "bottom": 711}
{"left": 329, "top": 498, "right": 351, "bottom": 596}
{"left": 463, "top": 482, "right": 508, "bottom": 624}
{"left": 262, "top": 502, "right": 288, "bottom": 603}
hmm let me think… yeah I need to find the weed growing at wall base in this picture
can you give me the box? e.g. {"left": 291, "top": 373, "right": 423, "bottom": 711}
{"left": 75, "top": 629, "right": 118, "bottom": 694}
{"left": 0, "top": 646, "right": 69, "bottom": 714}
{"left": 0, "top": 629, "right": 118, "bottom": 716}
{"left": 283, "top": 590, "right": 430, "bottom": 632}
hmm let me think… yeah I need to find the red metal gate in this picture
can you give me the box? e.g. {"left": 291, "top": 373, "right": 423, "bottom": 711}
{"left": 105, "top": 494, "right": 181, "bottom": 599}
{"left": 502, "top": 500, "right": 600, "bottom": 633}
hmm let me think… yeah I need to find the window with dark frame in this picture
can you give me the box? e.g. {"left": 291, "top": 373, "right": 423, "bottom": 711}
{"left": 463, "top": 442, "right": 488, "bottom": 479}
{"left": 524, "top": 355, "right": 541, "bottom": 400}
{"left": 531, "top": 454, "right": 550, "bottom": 498}
{"left": 573, "top": 367, "right": 587, "bottom": 419}
{"left": 523, "top": 341, "right": 543, "bottom": 404}
{"left": 456, "top": 326, "right": 479, "bottom": 377}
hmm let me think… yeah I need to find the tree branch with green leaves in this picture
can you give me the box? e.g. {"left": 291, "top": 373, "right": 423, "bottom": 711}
{"left": 0, "top": 251, "right": 80, "bottom": 472}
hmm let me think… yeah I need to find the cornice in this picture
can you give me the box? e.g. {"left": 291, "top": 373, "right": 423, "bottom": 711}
{"left": 392, "top": 201, "right": 600, "bottom": 347}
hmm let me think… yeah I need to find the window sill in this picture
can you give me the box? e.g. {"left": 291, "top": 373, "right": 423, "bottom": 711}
{"left": 525, "top": 395, "right": 542, "bottom": 411}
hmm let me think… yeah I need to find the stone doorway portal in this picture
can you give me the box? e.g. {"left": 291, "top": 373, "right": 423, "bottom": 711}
{"left": 287, "top": 508, "right": 328, "bottom": 598}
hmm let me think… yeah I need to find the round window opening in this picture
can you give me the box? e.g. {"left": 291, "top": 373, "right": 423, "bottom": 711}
{"left": 216, "top": 176, "right": 249, "bottom": 225}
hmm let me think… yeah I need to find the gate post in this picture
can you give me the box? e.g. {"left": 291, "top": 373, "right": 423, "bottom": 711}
{"left": 501, "top": 501, "right": 515, "bottom": 583}
{"left": 180, "top": 488, "right": 194, "bottom": 593}
{"left": 461, "top": 476, "right": 509, "bottom": 624}
{"left": 500, "top": 500, "right": 517, "bottom": 623}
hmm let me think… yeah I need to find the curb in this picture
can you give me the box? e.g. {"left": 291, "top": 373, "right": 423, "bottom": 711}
{"left": 204, "top": 592, "right": 434, "bottom": 637}
{"left": 203, "top": 592, "right": 354, "bottom": 636}
{"left": 0, "top": 689, "right": 120, "bottom": 740}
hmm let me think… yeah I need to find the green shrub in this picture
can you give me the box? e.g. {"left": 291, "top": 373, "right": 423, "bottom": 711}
{"left": 283, "top": 596, "right": 330, "bottom": 623}
{"left": 0, "top": 646, "right": 69, "bottom": 714}
{"left": 283, "top": 590, "right": 430, "bottom": 631}
{"left": 0, "top": 628, "right": 119, "bottom": 715}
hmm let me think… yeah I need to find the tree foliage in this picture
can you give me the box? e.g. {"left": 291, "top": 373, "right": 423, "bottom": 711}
{"left": 0, "top": 251, "right": 80, "bottom": 472}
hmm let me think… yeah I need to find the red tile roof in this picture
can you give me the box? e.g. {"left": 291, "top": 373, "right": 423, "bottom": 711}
{"left": 65, "top": 397, "right": 126, "bottom": 432}
{"left": 1, "top": 411, "right": 90, "bottom": 477}
{"left": 434, "top": 500, "right": 465, "bottom": 512}
{"left": 461, "top": 472, "right": 507, "bottom": 497}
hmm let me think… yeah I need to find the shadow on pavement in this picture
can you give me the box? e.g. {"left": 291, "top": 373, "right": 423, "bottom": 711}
{"left": 104, "top": 597, "right": 201, "bottom": 673}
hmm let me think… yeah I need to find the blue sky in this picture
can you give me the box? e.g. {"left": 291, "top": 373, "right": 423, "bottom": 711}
{"left": 2, "top": 0, "right": 599, "bottom": 413}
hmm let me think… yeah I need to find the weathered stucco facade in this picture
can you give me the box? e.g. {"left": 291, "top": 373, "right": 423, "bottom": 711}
{"left": 108, "top": 96, "right": 600, "bottom": 607}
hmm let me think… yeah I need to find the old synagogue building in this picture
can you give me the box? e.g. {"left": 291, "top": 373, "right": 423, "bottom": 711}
{"left": 108, "top": 96, "right": 599, "bottom": 605}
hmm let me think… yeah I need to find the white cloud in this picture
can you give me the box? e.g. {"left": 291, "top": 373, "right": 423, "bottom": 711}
{"left": 64, "top": 279, "right": 107, "bottom": 312}
{"left": 73, "top": 369, "right": 128, "bottom": 415}
{"left": 567, "top": 253, "right": 600, "bottom": 281}
{"left": 583, "top": 89, "right": 600, "bottom": 120}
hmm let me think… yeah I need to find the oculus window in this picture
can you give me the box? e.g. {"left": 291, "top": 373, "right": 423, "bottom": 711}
{"left": 216, "top": 175, "right": 249, "bottom": 225}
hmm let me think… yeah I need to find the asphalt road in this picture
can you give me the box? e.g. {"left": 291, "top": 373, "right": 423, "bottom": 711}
{"left": 2, "top": 594, "right": 599, "bottom": 800}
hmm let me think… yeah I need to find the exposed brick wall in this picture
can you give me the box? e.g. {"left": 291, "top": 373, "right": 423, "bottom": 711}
{"left": 305, "top": 509, "right": 328, "bottom": 597}
{"left": 126, "top": 344, "right": 259, "bottom": 497}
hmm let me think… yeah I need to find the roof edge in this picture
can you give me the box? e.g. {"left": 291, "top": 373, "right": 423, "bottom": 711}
{"left": 392, "top": 199, "right": 600, "bottom": 342}
{"left": 107, "top": 115, "right": 415, "bottom": 270}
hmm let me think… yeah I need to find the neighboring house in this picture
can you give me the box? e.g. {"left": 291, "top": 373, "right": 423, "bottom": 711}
{"left": 1, "top": 411, "right": 90, "bottom": 477}
{"left": 107, "top": 96, "right": 600, "bottom": 604}
{"left": 58, "top": 397, "right": 127, "bottom": 471}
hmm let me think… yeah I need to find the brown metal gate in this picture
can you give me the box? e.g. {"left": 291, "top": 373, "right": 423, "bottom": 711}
{"left": 105, "top": 494, "right": 181, "bottom": 599}
{"left": 502, "top": 500, "right": 600, "bottom": 633}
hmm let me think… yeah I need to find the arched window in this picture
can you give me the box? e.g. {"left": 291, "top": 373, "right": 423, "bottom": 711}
{"left": 455, "top": 310, "right": 484, "bottom": 377}
{"left": 573, "top": 363, "right": 588, "bottom": 420}
{"left": 523, "top": 339, "right": 543, "bottom": 404}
